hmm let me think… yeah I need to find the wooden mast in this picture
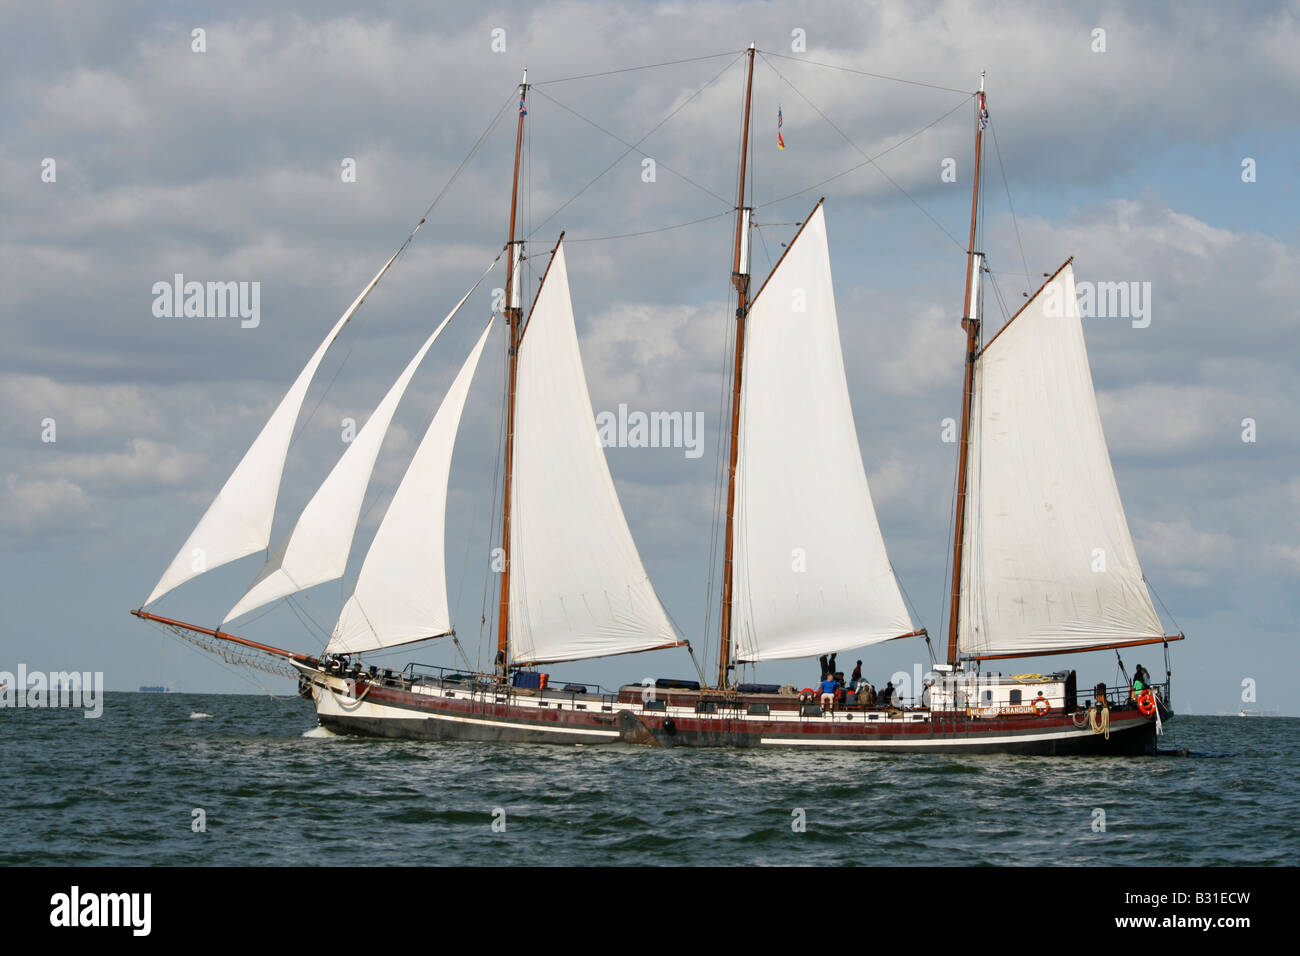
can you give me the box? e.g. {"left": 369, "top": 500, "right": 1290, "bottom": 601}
{"left": 716, "top": 43, "right": 756, "bottom": 689}
{"left": 946, "top": 73, "right": 986, "bottom": 667}
{"left": 496, "top": 67, "right": 529, "bottom": 678}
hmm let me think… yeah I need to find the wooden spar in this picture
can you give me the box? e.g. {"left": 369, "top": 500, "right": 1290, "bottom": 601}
{"left": 716, "top": 43, "right": 756, "bottom": 690}
{"left": 496, "top": 68, "right": 529, "bottom": 678}
{"left": 946, "top": 76, "right": 986, "bottom": 667}
{"left": 130, "top": 609, "right": 312, "bottom": 662}
{"left": 969, "top": 634, "right": 1184, "bottom": 662}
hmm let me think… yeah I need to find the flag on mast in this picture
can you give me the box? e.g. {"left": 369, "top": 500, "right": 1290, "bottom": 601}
{"left": 778, "top": 106, "right": 785, "bottom": 150}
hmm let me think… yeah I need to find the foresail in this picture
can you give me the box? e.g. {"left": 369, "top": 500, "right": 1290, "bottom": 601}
{"left": 958, "top": 262, "right": 1163, "bottom": 657}
{"left": 328, "top": 317, "right": 494, "bottom": 655}
{"left": 731, "top": 204, "right": 914, "bottom": 663}
{"left": 145, "top": 249, "right": 404, "bottom": 606}
{"left": 224, "top": 277, "right": 484, "bottom": 624}
{"left": 508, "top": 243, "right": 681, "bottom": 665}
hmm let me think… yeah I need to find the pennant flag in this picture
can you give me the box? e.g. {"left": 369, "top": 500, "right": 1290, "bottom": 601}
{"left": 778, "top": 106, "right": 785, "bottom": 150}
{"left": 520, "top": 95, "right": 527, "bottom": 117}
{"left": 978, "top": 92, "right": 988, "bottom": 130}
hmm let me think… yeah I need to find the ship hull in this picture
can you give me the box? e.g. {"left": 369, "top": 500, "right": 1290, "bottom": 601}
{"left": 297, "top": 664, "right": 1166, "bottom": 754}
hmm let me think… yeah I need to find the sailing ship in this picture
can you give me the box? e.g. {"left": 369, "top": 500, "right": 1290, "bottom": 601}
{"left": 134, "top": 48, "right": 1182, "bottom": 753}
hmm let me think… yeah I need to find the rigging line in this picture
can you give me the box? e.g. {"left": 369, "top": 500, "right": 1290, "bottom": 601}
{"left": 531, "top": 86, "right": 733, "bottom": 208}
{"left": 520, "top": 210, "right": 734, "bottom": 244}
{"left": 757, "top": 52, "right": 969, "bottom": 250}
{"left": 150, "top": 620, "right": 294, "bottom": 699}
{"left": 479, "top": 314, "right": 508, "bottom": 657}
{"left": 1145, "top": 577, "right": 1183, "bottom": 635}
{"left": 989, "top": 121, "right": 1031, "bottom": 297}
{"left": 753, "top": 222, "right": 777, "bottom": 275}
{"left": 762, "top": 51, "right": 973, "bottom": 95}
{"left": 453, "top": 316, "right": 500, "bottom": 632}
{"left": 894, "top": 571, "right": 928, "bottom": 637}
{"left": 287, "top": 593, "right": 332, "bottom": 644}
{"left": 525, "top": 52, "right": 746, "bottom": 240}
{"left": 534, "top": 50, "right": 743, "bottom": 86}
{"left": 289, "top": 345, "right": 352, "bottom": 451}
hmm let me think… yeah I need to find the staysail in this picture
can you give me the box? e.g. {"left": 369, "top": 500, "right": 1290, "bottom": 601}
{"left": 507, "top": 242, "right": 682, "bottom": 665}
{"left": 957, "top": 262, "right": 1164, "bottom": 657}
{"left": 730, "top": 204, "right": 915, "bottom": 662}
{"left": 145, "top": 249, "right": 406, "bottom": 606}
{"left": 224, "top": 274, "right": 487, "bottom": 623}
{"left": 328, "top": 317, "right": 494, "bottom": 655}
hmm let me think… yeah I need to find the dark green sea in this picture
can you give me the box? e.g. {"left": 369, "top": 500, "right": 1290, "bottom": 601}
{"left": 3, "top": 693, "right": 1297, "bottom": 866}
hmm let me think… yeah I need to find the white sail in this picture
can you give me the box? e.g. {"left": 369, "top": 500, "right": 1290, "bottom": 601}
{"left": 730, "top": 204, "right": 914, "bottom": 663}
{"left": 508, "top": 242, "right": 681, "bottom": 665}
{"left": 958, "top": 262, "right": 1164, "bottom": 657}
{"left": 328, "top": 317, "right": 494, "bottom": 655}
{"left": 145, "top": 249, "right": 405, "bottom": 605}
{"left": 224, "top": 280, "right": 482, "bottom": 623}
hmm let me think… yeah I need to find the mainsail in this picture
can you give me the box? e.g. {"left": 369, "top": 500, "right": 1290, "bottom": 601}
{"left": 224, "top": 277, "right": 485, "bottom": 623}
{"left": 507, "top": 242, "right": 682, "bottom": 665}
{"left": 957, "top": 262, "right": 1164, "bottom": 657}
{"left": 328, "top": 317, "right": 494, "bottom": 654}
{"left": 145, "top": 249, "right": 406, "bottom": 606}
{"left": 731, "top": 204, "right": 914, "bottom": 663}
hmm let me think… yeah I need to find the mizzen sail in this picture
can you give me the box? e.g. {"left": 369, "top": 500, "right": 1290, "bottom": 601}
{"left": 507, "top": 242, "right": 681, "bottom": 665}
{"left": 731, "top": 204, "right": 914, "bottom": 663}
{"left": 328, "top": 317, "right": 494, "bottom": 655}
{"left": 957, "top": 262, "right": 1164, "bottom": 657}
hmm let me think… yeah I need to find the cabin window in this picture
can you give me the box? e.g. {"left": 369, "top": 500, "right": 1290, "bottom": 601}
{"left": 747, "top": 703, "right": 770, "bottom": 716}
{"left": 695, "top": 701, "right": 717, "bottom": 714}
{"left": 982, "top": 690, "right": 994, "bottom": 704}
{"left": 644, "top": 699, "right": 666, "bottom": 712}
{"left": 1009, "top": 690, "right": 1022, "bottom": 705}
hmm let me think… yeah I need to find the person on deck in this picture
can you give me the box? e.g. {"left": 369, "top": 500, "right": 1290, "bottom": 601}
{"left": 820, "top": 675, "right": 838, "bottom": 713}
{"left": 851, "top": 661, "right": 863, "bottom": 688}
{"left": 819, "top": 655, "right": 830, "bottom": 681}
{"left": 880, "top": 681, "right": 895, "bottom": 707}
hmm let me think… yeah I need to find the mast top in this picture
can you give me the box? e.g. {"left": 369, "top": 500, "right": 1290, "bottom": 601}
{"left": 521, "top": 66, "right": 528, "bottom": 86}
{"left": 748, "top": 42, "right": 755, "bottom": 50}
{"left": 979, "top": 70, "right": 985, "bottom": 92}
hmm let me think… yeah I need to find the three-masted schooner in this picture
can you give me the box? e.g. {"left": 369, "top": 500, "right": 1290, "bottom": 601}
{"left": 134, "top": 48, "right": 1182, "bottom": 753}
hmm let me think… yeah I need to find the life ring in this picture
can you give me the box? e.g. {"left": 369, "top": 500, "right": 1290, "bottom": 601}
{"left": 1031, "top": 697, "right": 1050, "bottom": 716}
{"left": 662, "top": 717, "right": 677, "bottom": 735}
{"left": 1136, "top": 690, "right": 1156, "bottom": 716}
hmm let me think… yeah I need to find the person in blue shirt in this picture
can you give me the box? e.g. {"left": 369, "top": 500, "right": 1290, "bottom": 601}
{"left": 820, "top": 675, "right": 838, "bottom": 713}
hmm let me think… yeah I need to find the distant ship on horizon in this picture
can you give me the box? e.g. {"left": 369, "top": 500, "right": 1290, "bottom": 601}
{"left": 138, "top": 685, "right": 170, "bottom": 693}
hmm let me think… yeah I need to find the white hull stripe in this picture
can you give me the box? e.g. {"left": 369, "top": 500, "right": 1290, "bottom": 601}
{"left": 318, "top": 691, "right": 621, "bottom": 739}
{"left": 758, "top": 724, "right": 1142, "bottom": 747}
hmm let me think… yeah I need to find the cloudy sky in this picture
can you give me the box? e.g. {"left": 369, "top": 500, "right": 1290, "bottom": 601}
{"left": 3, "top": 0, "right": 1297, "bottom": 716}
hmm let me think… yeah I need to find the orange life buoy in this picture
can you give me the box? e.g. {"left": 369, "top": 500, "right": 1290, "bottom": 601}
{"left": 1136, "top": 690, "right": 1156, "bottom": 716}
{"left": 1032, "top": 697, "right": 1050, "bottom": 716}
